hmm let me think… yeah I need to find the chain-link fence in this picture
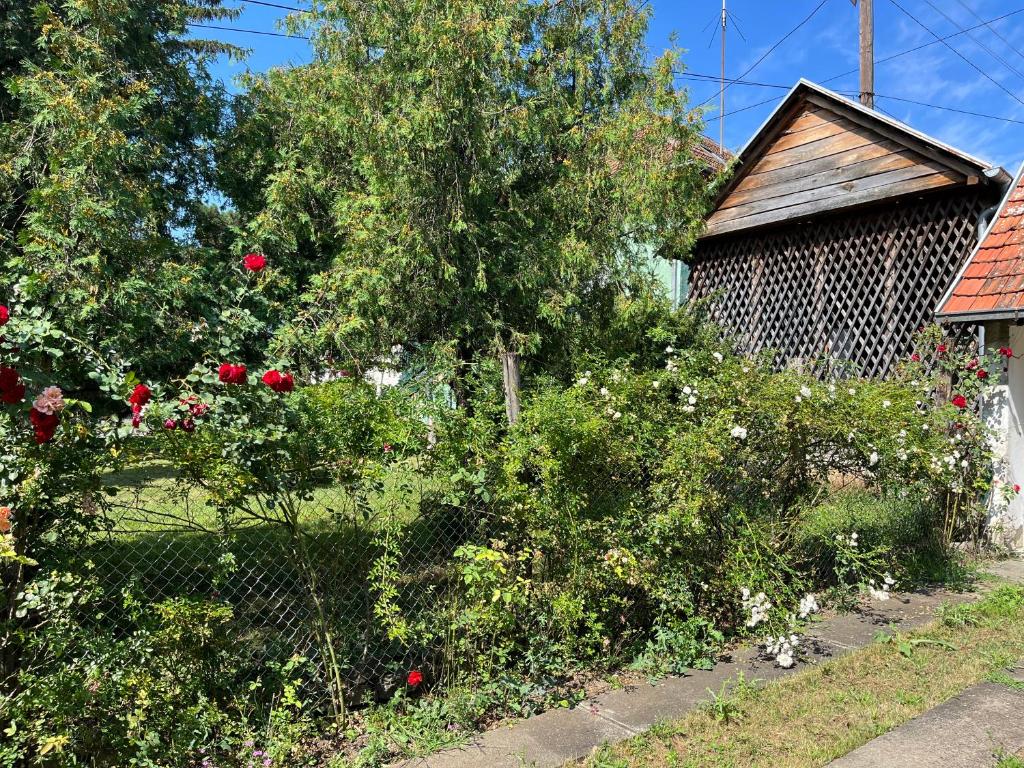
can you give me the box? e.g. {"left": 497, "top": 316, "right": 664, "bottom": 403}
{"left": 81, "top": 464, "right": 484, "bottom": 714}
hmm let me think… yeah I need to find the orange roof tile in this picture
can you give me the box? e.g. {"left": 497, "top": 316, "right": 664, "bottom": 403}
{"left": 938, "top": 164, "right": 1024, "bottom": 320}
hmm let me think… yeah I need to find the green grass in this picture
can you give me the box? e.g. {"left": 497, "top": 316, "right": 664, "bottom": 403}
{"left": 575, "top": 585, "right": 1024, "bottom": 768}
{"left": 101, "top": 462, "right": 441, "bottom": 536}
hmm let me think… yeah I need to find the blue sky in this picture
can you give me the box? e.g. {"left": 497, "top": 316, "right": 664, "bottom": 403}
{"left": 201, "top": 0, "right": 1024, "bottom": 171}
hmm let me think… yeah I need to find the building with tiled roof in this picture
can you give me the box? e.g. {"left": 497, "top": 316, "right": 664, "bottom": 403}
{"left": 938, "top": 169, "right": 1024, "bottom": 321}
{"left": 937, "top": 163, "right": 1024, "bottom": 548}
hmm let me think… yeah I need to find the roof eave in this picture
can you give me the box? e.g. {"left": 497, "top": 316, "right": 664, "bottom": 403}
{"left": 937, "top": 308, "right": 1024, "bottom": 324}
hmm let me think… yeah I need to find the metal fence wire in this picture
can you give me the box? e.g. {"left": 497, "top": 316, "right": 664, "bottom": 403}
{"left": 80, "top": 466, "right": 482, "bottom": 714}
{"left": 61, "top": 446, "right": 891, "bottom": 719}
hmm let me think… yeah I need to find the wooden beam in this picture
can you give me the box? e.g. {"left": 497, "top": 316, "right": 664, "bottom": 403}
{"left": 803, "top": 92, "right": 984, "bottom": 180}
{"left": 719, "top": 148, "right": 923, "bottom": 210}
{"left": 710, "top": 163, "right": 957, "bottom": 225}
{"left": 703, "top": 172, "right": 957, "bottom": 238}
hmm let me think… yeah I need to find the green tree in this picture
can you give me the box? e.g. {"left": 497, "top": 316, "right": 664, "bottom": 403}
{"left": 0, "top": 0, "right": 245, "bottom": 388}
{"left": 227, "top": 0, "right": 714, "bottom": 418}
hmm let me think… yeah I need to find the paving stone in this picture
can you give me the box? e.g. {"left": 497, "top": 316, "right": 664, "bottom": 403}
{"left": 393, "top": 706, "right": 634, "bottom": 768}
{"left": 827, "top": 682, "right": 1024, "bottom": 768}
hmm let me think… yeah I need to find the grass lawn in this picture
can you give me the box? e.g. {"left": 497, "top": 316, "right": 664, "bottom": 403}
{"left": 577, "top": 585, "right": 1024, "bottom": 768}
{"left": 100, "top": 460, "right": 441, "bottom": 536}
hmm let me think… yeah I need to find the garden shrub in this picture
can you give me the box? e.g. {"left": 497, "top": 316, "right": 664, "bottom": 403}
{"left": 793, "top": 489, "right": 939, "bottom": 577}
{"left": 0, "top": 290, "right": 1003, "bottom": 767}
{"left": 1, "top": 573, "right": 311, "bottom": 767}
{"left": 434, "top": 329, "right": 998, "bottom": 692}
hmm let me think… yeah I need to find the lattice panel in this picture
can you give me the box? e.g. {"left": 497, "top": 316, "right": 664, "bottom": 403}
{"left": 690, "top": 190, "right": 991, "bottom": 377}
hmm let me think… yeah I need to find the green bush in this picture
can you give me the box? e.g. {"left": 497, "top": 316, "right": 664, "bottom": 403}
{"left": 1, "top": 573, "right": 310, "bottom": 767}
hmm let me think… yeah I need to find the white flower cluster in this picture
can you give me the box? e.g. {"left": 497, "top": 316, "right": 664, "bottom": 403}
{"left": 731, "top": 425, "right": 748, "bottom": 440}
{"left": 867, "top": 573, "right": 896, "bottom": 601}
{"left": 665, "top": 346, "right": 679, "bottom": 373}
{"left": 765, "top": 634, "right": 800, "bottom": 668}
{"left": 682, "top": 385, "right": 698, "bottom": 413}
{"left": 741, "top": 587, "right": 771, "bottom": 628}
{"left": 795, "top": 385, "right": 812, "bottom": 403}
{"left": 798, "top": 593, "right": 819, "bottom": 619}
{"left": 835, "top": 531, "right": 858, "bottom": 548}
{"left": 576, "top": 370, "right": 592, "bottom": 386}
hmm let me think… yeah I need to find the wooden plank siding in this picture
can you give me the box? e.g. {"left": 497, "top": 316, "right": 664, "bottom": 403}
{"left": 704, "top": 106, "right": 966, "bottom": 238}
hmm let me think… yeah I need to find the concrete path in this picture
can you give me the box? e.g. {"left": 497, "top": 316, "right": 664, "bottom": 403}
{"left": 827, "top": 672, "right": 1024, "bottom": 767}
{"left": 393, "top": 559, "right": 1024, "bottom": 768}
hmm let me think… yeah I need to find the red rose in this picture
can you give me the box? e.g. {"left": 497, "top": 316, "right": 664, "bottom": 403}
{"left": 951, "top": 394, "right": 968, "bottom": 409}
{"left": 407, "top": 670, "right": 423, "bottom": 688}
{"left": 936, "top": 343, "right": 948, "bottom": 355}
{"left": 0, "top": 305, "right": 8, "bottom": 326}
{"left": 243, "top": 253, "right": 267, "bottom": 272}
{"left": 1015, "top": 484, "right": 1022, "bottom": 493}
{"left": 190, "top": 401, "right": 210, "bottom": 417}
{"left": 999, "top": 347, "right": 1014, "bottom": 358}
{"left": 910, "top": 353, "right": 921, "bottom": 362}
{"left": 29, "top": 407, "right": 59, "bottom": 444}
{"left": 262, "top": 369, "right": 294, "bottom": 393}
{"left": 977, "top": 369, "right": 989, "bottom": 380}
{"left": 218, "top": 363, "right": 247, "bottom": 385}
{"left": 163, "top": 418, "right": 177, "bottom": 430}
{"left": 0, "top": 366, "right": 25, "bottom": 404}
{"left": 181, "top": 418, "right": 196, "bottom": 432}
{"left": 128, "top": 383, "right": 151, "bottom": 408}
{"left": 383, "top": 443, "right": 393, "bottom": 453}
{"left": 966, "top": 358, "right": 979, "bottom": 370}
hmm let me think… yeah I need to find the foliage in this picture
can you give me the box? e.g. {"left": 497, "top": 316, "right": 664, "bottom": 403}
{"left": 0, "top": 570, "right": 311, "bottom": 767}
{"left": 225, "top": 0, "right": 715, "bottom": 388}
{"left": 424, "top": 327, "right": 995, "bottom": 693}
{"left": 0, "top": 0, "right": 247, "bottom": 385}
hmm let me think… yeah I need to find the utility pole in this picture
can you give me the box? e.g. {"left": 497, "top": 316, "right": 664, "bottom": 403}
{"left": 720, "top": 0, "right": 727, "bottom": 151}
{"left": 853, "top": 0, "right": 874, "bottom": 108}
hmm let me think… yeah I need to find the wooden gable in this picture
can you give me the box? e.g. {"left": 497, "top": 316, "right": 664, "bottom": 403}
{"left": 703, "top": 84, "right": 990, "bottom": 240}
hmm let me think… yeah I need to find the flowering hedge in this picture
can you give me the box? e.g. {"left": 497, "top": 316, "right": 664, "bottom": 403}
{"left": 0, "top": 275, "right": 1004, "bottom": 766}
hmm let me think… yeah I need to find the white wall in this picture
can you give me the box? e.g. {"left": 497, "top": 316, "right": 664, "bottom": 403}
{"left": 985, "top": 322, "right": 1024, "bottom": 549}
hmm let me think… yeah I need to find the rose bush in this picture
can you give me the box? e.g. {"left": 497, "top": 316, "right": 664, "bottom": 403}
{"left": 0, "top": 279, "right": 1001, "bottom": 767}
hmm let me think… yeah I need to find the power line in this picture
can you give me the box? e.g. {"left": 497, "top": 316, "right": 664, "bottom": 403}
{"left": 698, "top": 0, "right": 832, "bottom": 109}
{"left": 916, "top": 0, "right": 1024, "bottom": 81}
{"left": 188, "top": 22, "right": 310, "bottom": 40}
{"left": 952, "top": 0, "right": 1024, "bottom": 67}
{"left": 885, "top": 0, "right": 1024, "bottom": 108}
{"left": 703, "top": 94, "right": 787, "bottom": 124}
{"left": 875, "top": 93, "right": 1024, "bottom": 125}
{"left": 693, "top": 73, "right": 1024, "bottom": 129}
{"left": 678, "top": 71, "right": 792, "bottom": 90}
{"left": 243, "top": 0, "right": 309, "bottom": 11}
{"left": 821, "top": 6, "right": 1024, "bottom": 85}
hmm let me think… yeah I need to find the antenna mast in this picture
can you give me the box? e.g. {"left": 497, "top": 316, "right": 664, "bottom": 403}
{"left": 720, "top": 0, "right": 727, "bottom": 151}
